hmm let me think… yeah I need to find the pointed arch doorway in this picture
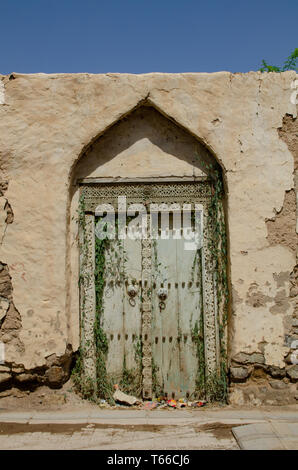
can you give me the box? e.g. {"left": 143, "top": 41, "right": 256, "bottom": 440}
{"left": 72, "top": 105, "right": 227, "bottom": 401}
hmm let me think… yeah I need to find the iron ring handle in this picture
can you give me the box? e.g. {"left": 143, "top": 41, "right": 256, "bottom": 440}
{"left": 157, "top": 287, "right": 168, "bottom": 301}
{"left": 127, "top": 284, "right": 138, "bottom": 298}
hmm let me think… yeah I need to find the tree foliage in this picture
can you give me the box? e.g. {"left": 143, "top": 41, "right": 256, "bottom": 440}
{"left": 259, "top": 48, "right": 298, "bottom": 72}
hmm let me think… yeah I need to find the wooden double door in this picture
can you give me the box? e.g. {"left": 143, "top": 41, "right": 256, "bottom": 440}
{"left": 97, "top": 196, "right": 205, "bottom": 399}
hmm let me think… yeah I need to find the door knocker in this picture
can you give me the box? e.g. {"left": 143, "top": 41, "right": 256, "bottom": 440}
{"left": 127, "top": 284, "right": 138, "bottom": 307}
{"left": 157, "top": 287, "right": 168, "bottom": 312}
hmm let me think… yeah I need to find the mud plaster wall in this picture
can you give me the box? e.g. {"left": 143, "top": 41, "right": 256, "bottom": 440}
{"left": 0, "top": 72, "right": 297, "bottom": 400}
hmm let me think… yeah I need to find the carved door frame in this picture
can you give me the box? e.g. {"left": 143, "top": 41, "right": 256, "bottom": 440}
{"left": 79, "top": 177, "right": 220, "bottom": 398}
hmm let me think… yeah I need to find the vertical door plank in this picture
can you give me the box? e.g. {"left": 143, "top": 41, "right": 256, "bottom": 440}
{"left": 101, "top": 239, "right": 125, "bottom": 382}
{"left": 176, "top": 239, "right": 202, "bottom": 397}
{"left": 152, "top": 235, "right": 180, "bottom": 398}
{"left": 123, "top": 237, "right": 142, "bottom": 371}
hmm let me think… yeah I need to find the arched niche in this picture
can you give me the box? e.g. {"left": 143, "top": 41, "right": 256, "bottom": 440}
{"left": 68, "top": 103, "right": 228, "bottom": 401}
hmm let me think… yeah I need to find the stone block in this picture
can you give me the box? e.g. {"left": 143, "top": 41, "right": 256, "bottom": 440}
{"left": 230, "top": 366, "right": 250, "bottom": 381}
{"left": 46, "top": 366, "right": 64, "bottom": 388}
{"left": 286, "top": 365, "right": 298, "bottom": 382}
{"left": 232, "top": 352, "right": 265, "bottom": 365}
{"left": 0, "top": 372, "right": 11, "bottom": 384}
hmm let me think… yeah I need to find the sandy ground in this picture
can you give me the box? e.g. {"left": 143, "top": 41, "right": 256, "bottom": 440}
{"left": 0, "top": 378, "right": 229, "bottom": 411}
{"left": 0, "top": 379, "right": 97, "bottom": 411}
{"left": 0, "top": 380, "right": 297, "bottom": 450}
{"left": 0, "top": 380, "right": 240, "bottom": 449}
{"left": 0, "top": 421, "right": 239, "bottom": 450}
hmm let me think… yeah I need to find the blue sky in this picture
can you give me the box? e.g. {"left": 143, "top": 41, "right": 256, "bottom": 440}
{"left": 0, "top": 0, "right": 297, "bottom": 74}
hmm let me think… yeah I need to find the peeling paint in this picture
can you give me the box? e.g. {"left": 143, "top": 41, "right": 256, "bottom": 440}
{"left": 266, "top": 189, "right": 297, "bottom": 252}
{"left": 0, "top": 262, "right": 24, "bottom": 354}
{"left": 0, "top": 72, "right": 297, "bottom": 403}
{"left": 273, "top": 271, "right": 290, "bottom": 288}
{"left": 246, "top": 283, "right": 272, "bottom": 308}
{"left": 269, "top": 289, "right": 290, "bottom": 315}
{"left": 278, "top": 114, "right": 298, "bottom": 171}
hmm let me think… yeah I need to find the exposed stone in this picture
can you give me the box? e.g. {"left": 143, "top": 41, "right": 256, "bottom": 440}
{"left": 46, "top": 366, "right": 64, "bottom": 388}
{"left": 113, "top": 389, "right": 140, "bottom": 406}
{"left": 12, "top": 366, "right": 24, "bottom": 374}
{"left": 266, "top": 400, "right": 276, "bottom": 405}
{"left": 0, "top": 297, "right": 9, "bottom": 322}
{"left": 0, "top": 264, "right": 12, "bottom": 300}
{"left": 266, "top": 189, "right": 297, "bottom": 253}
{"left": 286, "top": 365, "right": 298, "bottom": 382}
{"left": 0, "top": 372, "right": 11, "bottom": 384}
{"left": 14, "top": 373, "right": 36, "bottom": 383}
{"left": 0, "top": 387, "right": 29, "bottom": 398}
{"left": 251, "top": 366, "right": 268, "bottom": 380}
{"left": 250, "top": 396, "right": 262, "bottom": 407}
{"left": 228, "top": 388, "right": 245, "bottom": 406}
{"left": 235, "top": 382, "right": 298, "bottom": 405}
{"left": 230, "top": 366, "right": 251, "bottom": 381}
{"left": 0, "top": 302, "right": 21, "bottom": 330}
{"left": 284, "top": 335, "right": 298, "bottom": 349}
{"left": 278, "top": 114, "right": 298, "bottom": 171}
{"left": 268, "top": 366, "right": 286, "bottom": 379}
{"left": 0, "top": 389, "right": 13, "bottom": 397}
{"left": 45, "top": 344, "right": 73, "bottom": 377}
{"left": 232, "top": 352, "right": 265, "bottom": 365}
{"left": 269, "top": 380, "right": 287, "bottom": 390}
{"left": 0, "top": 365, "right": 10, "bottom": 373}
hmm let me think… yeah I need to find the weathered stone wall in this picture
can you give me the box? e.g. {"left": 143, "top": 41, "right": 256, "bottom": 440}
{"left": 0, "top": 71, "right": 297, "bottom": 402}
{"left": 228, "top": 111, "right": 298, "bottom": 405}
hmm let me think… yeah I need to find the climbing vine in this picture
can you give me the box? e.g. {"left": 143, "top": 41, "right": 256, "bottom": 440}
{"left": 94, "top": 217, "right": 114, "bottom": 401}
{"left": 73, "top": 205, "right": 146, "bottom": 402}
{"left": 206, "top": 165, "right": 229, "bottom": 402}
{"left": 152, "top": 357, "right": 163, "bottom": 398}
{"left": 191, "top": 248, "right": 206, "bottom": 398}
{"left": 74, "top": 171, "right": 229, "bottom": 404}
{"left": 117, "top": 338, "right": 143, "bottom": 397}
{"left": 72, "top": 193, "right": 99, "bottom": 399}
{"left": 72, "top": 200, "right": 116, "bottom": 402}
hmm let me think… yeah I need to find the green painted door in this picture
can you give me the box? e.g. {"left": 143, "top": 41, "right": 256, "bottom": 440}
{"left": 151, "top": 233, "right": 203, "bottom": 399}
{"left": 97, "top": 210, "right": 204, "bottom": 400}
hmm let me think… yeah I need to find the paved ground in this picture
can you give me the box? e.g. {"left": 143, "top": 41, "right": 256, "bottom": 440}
{"left": 0, "top": 406, "right": 297, "bottom": 450}
{"left": 232, "top": 421, "right": 298, "bottom": 450}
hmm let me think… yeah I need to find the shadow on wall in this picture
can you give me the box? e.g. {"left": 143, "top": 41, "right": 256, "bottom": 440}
{"left": 70, "top": 105, "right": 220, "bottom": 187}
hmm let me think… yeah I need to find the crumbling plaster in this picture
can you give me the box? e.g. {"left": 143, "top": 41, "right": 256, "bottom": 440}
{"left": 0, "top": 71, "right": 296, "bottom": 376}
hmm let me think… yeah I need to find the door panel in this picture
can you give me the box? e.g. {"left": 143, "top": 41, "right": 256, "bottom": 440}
{"left": 101, "top": 236, "right": 142, "bottom": 383}
{"left": 96, "top": 198, "right": 205, "bottom": 399}
{"left": 101, "top": 239, "right": 125, "bottom": 380}
{"left": 152, "top": 236, "right": 181, "bottom": 398}
{"left": 151, "top": 233, "right": 202, "bottom": 399}
{"left": 122, "top": 237, "right": 142, "bottom": 371}
{"left": 176, "top": 240, "right": 203, "bottom": 398}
